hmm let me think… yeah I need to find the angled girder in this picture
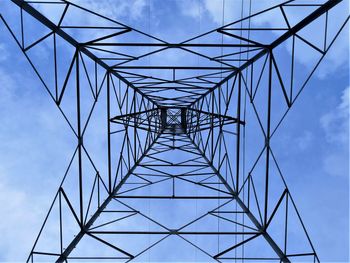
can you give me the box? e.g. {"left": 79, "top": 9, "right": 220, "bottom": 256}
{"left": 189, "top": 0, "right": 345, "bottom": 106}
{"left": 55, "top": 132, "right": 162, "bottom": 262}
{"left": 0, "top": 0, "right": 348, "bottom": 262}
{"left": 8, "top": 0, "right": 346, "bottom": 107}
{"left": 56, "top": 130, "right": 295, "bottom": 262}
{"left": 9, "top": 0, "right": 159, "bottom": 106}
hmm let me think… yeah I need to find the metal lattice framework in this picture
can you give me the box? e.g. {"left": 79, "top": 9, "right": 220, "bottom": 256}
{"left": 1, "top": 0, "right": 349, "bottom": 262}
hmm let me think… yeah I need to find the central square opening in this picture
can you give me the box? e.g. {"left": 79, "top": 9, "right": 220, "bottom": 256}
{"left": 161, "top": 107, "right": 187, "bottom": 131}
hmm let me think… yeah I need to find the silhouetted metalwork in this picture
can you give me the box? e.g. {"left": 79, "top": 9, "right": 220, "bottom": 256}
{"left": 1, "top": 0, "right": 348, "bottom": 262}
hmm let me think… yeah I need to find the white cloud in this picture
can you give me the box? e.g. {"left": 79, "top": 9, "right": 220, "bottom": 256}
{"left": 0, "top": 172, "right": 43, "bottom": 261}
{"left": 320, "top": 86, "right": 349, "bottom": 144}
{"left": 0, "top": 1, "right": 348, "bottom": 259}
{"left": 178, "top": 0, "right": 286, "bottom": 28}
{"left": 316, "top": 28, "right": 349, "bottom": 79}
{"left": 32, "top": 0, "right": 148, "bottom": 23}
{"left": 70, "top": 0, "right": 148, "bottom": 21}
{"left": 322, "top": 152, "right": 349, "bottom": 178}
{"left": 252, "top": 1, "right": 349, "bottom": 79}
{"left": 178, "top": 0, "right": 349, "bottom": 79}
{"left": 0, "top": 65, "right": 73, "bottom": 260}
{"left": 177, "top": 0, "right": 201, "bottom": 20}
{"left": 0, "top": 68, "right": 16, "bottom": 105}
{"left": 295, "top": 130, "right": 313, "bottom": 151}
{"left": 0, "top": 44, "right": 8, "bottom": 62}
{"left": 320, "top": 86, "right": 349, "bottom": 177}
{"left": 30, "top": 0, "right": 152, "bottom": 58}
{"left": 178, "top": 0, "right": 243, "bottom": 26}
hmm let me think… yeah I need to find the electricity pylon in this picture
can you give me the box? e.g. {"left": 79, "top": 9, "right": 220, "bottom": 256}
{"left": 1, "top": 0, "right": 348, "bottom": 262}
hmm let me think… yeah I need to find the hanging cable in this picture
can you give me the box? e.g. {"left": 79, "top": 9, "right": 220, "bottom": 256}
{"left": 242, "top": 0, "right": 252, "bottom": 262}
{"left": 195, "top": 1, "right": 201, "bottom": 261}
{"left": 234, "top": 1, "right": 246, "bottom": 261}
{"left": 147, "top": 2, "right": 151, "bottom": 262}
{"left": 217, "top": 0, "right": 225, "bottom": 256}
{"left": 219, "top": 0, "right": 225, "bottom": 77}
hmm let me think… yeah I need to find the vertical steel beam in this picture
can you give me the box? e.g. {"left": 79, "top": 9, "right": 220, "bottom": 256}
{"left": 107, "top": 72, "right": 112, "bottom": 193}
{"left": 187, "top": 134, "right": 290, "bottom": 262}
{"left": 2, "top": 1, "right": 344, "bottom": 261}
{"left": 181, "top": 108, "right": 187, "bottom": 131}
{"left": 9, "top": 0, "right": 159, "bottom": 106}
{"left": 56, "top": 133, "right": 161, "bottom": 262}
{"left": 133, "top": 90, "right": 137, "bottom": 162}
{"left": 236, "top": 73, "right": 242, "bottom": 192}
{"left": 264, "top": 52, "right": 273, "bottom": 226}
{"left": 75, "top": 49, "right": 84, "bottom": 226}
{"left": 161, "top": 107, "right": 167, "bottom": 129}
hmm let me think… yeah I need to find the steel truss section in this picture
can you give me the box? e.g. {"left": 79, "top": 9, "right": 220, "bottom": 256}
{"left": 0, "top": 0, "right": 348, "bottom": 262}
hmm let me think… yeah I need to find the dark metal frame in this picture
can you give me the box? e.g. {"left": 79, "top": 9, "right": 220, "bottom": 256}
{"left": 1, "top": 0, "right": 348, "bottom": 262}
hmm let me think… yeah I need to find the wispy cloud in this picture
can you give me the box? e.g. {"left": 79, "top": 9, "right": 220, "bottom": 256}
{"left": 0, "top": 43, "right": 8, "bottom": 62}
{"left": 177, "top": 0, "right": 349, "bottom": 79}
{"left": 0, "top": 172, "right": 38, "bottom": 261}
{"left": 0, "top": 61, "right": 74, "bottom": 260}
{"left": 0, "top": 1, "right": 348, "bottom": 261}
{"left": 321, "top": 86, "right": 349, "bottom": 144}
{"left": 70, "top": 0, "right": 148, "bottom": 21}
{"left": 249, "top": 1, "right": 349, "bottom": 79}
{"left": 320, "top": 86, "right": 349, "bottom": 177}
{"left": 295, "top": 130, "right": 314, "bottom": 151}
{"left": 177, "top": 0, "right": 243, "bottom": 26}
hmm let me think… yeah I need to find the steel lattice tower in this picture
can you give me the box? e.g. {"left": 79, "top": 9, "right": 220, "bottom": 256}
{"left": 1, "top": 0, "right": 348, "bottom": 262}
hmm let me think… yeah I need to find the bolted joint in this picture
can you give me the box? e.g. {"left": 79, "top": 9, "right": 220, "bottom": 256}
{"left": 169, "top": 229, "right": 178, "bottom": 235}
{"left": 78, "top": 136, "right": 84, "bottom": 146}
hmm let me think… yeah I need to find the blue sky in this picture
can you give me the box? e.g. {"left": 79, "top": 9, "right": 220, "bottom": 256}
{"left": 0, "top": 0, "right": 349, "bottom": 262}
